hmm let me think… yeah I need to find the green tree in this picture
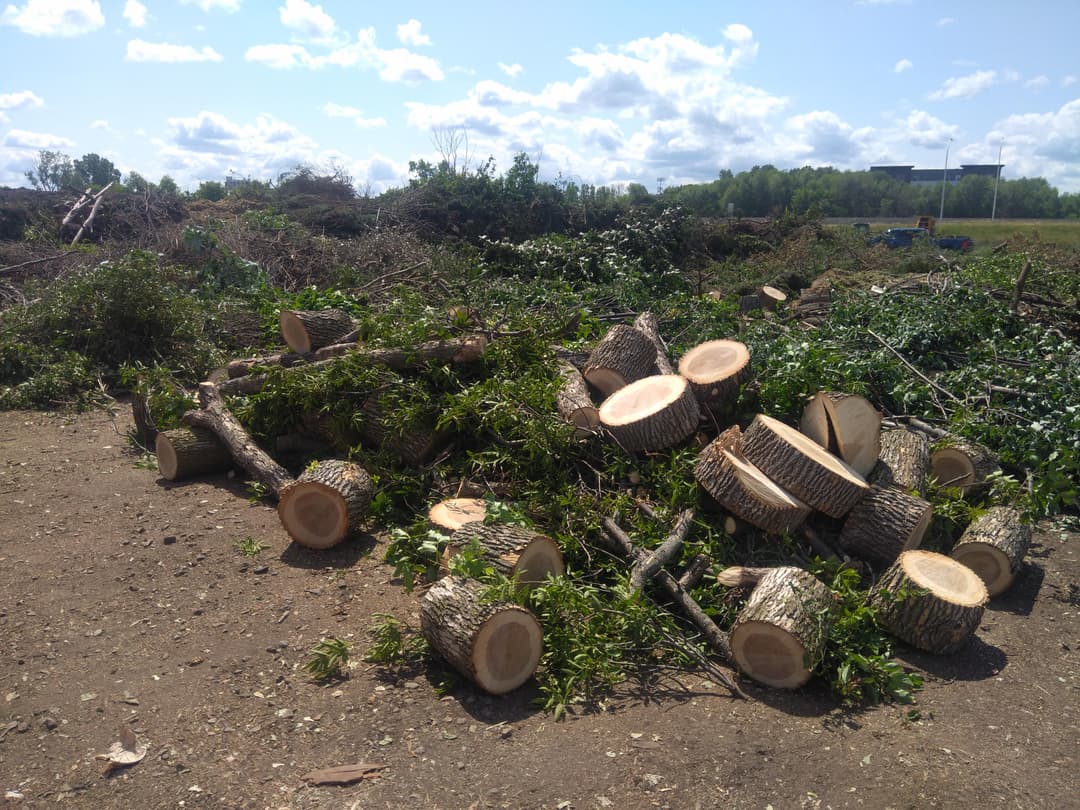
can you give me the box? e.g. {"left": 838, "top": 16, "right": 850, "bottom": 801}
{"left": 73, "top": 153, "right": 121, "bottom": 188}
{"left": 24, "top": 150, "right": 76, "bottom": 191}
{"left": 195, "top": 180, "right": 226, "bottom": 201}
{"left": 157, "top": 176, "right": 180, "bottom": 196}
{"left": 125, "top": 171, "right": 150, "bottom": 194}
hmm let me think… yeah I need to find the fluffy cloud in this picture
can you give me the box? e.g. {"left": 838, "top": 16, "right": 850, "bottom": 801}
{"left": 937, "top": 16, "right": 956, "bottom": 26}
{"left": 396, "top": 19, "right": 430, "bottom": 47}
{"left": 280, "top": 0, "right": 334, "bottom": 40}
{"left": 994, "top": 99, "right": 1080, "bottom": 175}
{"left": 1025, "top": 75, "right": 1050, "bottom": 90}
{"left": 498, "top": 62, "right": 523, "bottom": 79}
{"left": 0, "top": 0, "right": 104, "bottom": 36}
{"left": 126, "top": 39, "right": 224, "bottom": 63}
{"left": 1062, "top": 75, "right": 1078, "bottom": 88}
{"left": 0, "top": 90, "right": 44, "bottom": 111}
{"left": 180, "top": 0, "right": 240, "bottom": 11}
{"left": 322, "top": 102, "right": 387, "bottom": 129}
{"left": 929, "top": 69, "right": 997, "bottom": 100}
{"left": 900, "top": 109, "right": 960, "bottom": 148}
{"left": 894, "top": 59, "right": 912, "bottom": 73}
{"left": 3, "top": 128, "right": 74, "bottom": 148}
{"left": 123, "top": 0, "right": 147, "bottom": 27}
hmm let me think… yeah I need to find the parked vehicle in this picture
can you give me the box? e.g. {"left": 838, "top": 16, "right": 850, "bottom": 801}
{"left": 869, "top": 227, "right": 974, "bottom": 251}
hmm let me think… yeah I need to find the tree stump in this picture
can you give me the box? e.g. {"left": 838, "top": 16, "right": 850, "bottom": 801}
{"left": 949, "top": 506, "right": 1032, "bottom": 597}
{"left": 760, "top": 285, "right": 788, "bottom": 311}
{"left": 428, "top": 498, "right": 488, "bottom": 534}
{"left": 598, "top": 374, "right": 701, "bottom": 452}
{"left": 279, "top": 309, "right": 356, "bottom": 354}
{"left": 729, "top": 567, "right": 833, "bottom": 688}
{"left": 870, "top": 550, "right": 988, "bottom": 654}
{"left": 869, "top": 429, "right": 930, "bottom": 497}
{"left": 420, "top": 576, "right": 543, "bottom": 695}
{"left": 677, "top": 339, "right": 751, "bottom": 416}
{"left": 739, "top": 414, "right": 869, "bottom": 518}
{"left": 738, "top": 294, "right": 762, "bottom": 314}
{"left": 277, "top": 460, "right": 373, "bottom": 549}
{"left": 695, "top": 426, "right": 810, "bottom": 535}
{"left": 838, "top": 485, "right": 933, "bottom": 567}
{"left": 443, "top": 522, "right": 564, "bottom": 585}
{"left": 583, "top": 324, "right": 658, "bottom": 396}
{"left": 556, "top": 361, "right": 599, "bottom": 436}
{"left": 930, "top": 439, "right": 1001, "bottom": 495}
{"left": 800, "top": 392, "right": 882, "bottom": 477}
{"left": 155, "top": 427, "right": 232, "bottom": 481}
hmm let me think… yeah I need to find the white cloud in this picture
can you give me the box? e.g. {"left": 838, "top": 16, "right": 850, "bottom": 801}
{"left": 89, "top": 119, "right": 110, "bottom": 129}
{"left": 126, "top": 39, "right": 223, "bottom": 63}
{"left": 498, "top": 62, "right": 523, "bottom": 79}
{"left": 894, "top": 59, "right": 912, "bottom": 73}
{"left": 123, "top": 0, "right": 147, "bottom": 27}
{"left": 1025, "top": 75, "right": 1050, "bottom": 90}
{"left": 900, "top": 109, "right": 960, "bottom": 148}
{"left": 937, "top": 16, "right": 956, "bottom": 26}
{"left": 786, "top": 110, "right": 865, "bottom": 163}
{"left": 1062, "top": 75, "right": 1077, "bottom": 87}
{"left": 322, "top": 102, "right": 386, "bottom": 129}
{"left": 929, "top": 69, "right": 997, "bottom": 100}
{"left": 2, "top": 128, "right": 74, "bottom": 148}
{"left": 179, "top": 0, "right": 240, "bottom": 11}
{"left": 0, "top": 0, "right": 104, "bottom": 36}
{"left": 245, "top": 43, "right": 312, "bottom": 69}
{"left": 280, "top": 0, "right": 334, "bottom": 39}
{"left": 396, "top": 18, "right": 430, "bottom": 47}
{"left": 0, "top": 90, "right": 44, "bottom": 111}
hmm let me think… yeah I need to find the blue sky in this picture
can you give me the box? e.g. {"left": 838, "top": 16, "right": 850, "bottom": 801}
{"left": 1, "top": 0, "right": 1078, "bottom": 194}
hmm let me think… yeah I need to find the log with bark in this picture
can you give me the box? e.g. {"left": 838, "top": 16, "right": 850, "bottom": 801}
{"left": 949, "top": 506, "right": 1032, "bottom": 597}
{"left": 629, "top": 508, "right": 694, "bottom": 591}
{"left": 583, "top": 324, "right": 659, "bottom": 396}
{"left": 428, "top": 498, "right": 488, "bottom": 534}
{"left": 870, "top": 550, "right": 988, "bottom": 654}
{"left": 420, "top": 576, "right": 543, "bottom": 695}
{"left": 155, "top": 427, "right": 233, "bottom": 481}
{"left": 760, "top": 285, "right": 788, "bottom": 311}
{"left": 442, "top": 522, "right": 564, "bottom": 585}
{"left": 728, "top": 566, "right": 834, "bottom": 688}
{"left": 556, "top": 361, "right": 600, "bottom": 436}
{"left": 694, "top": 425, "right": 810, "bottom": 535}
{"left": 225, "top": 339, "right": 359, "bottom": 379}
{"left": 793, "top": 281, "right": 832, "bottom": 323}
{"left": 930, "top": 439, "right": 1001, "bottom": 495}
{"left": 598, "top": 374, "right": 701, "bottom": 452}
{"left": 738, "top": 294, "right": 763, "bottom": 314}
{"left": 359, "top": 388, "right": 440, "bottom": 466}
{"left": 277, "top": 460, "right": 373, "bottom": 549}
{"left": 838, "top": 484, "right": 932, "bottom": 567}
{"left": 677, "top": 339, "right": 751, "bottom": 416}
{"left": 632, "top": 311, "right": 675, "bottom": 375}
{"left": 868, "top": 428, "right": 930, "bottom": 497}
{"left": 739, "top": 414, "right": 869, "bottom": 519}
{"left": 279, "top": 309, "right": 356, "bottom": 354}
{"left": 800, "top": 392, "right": 882, "bottom": 477}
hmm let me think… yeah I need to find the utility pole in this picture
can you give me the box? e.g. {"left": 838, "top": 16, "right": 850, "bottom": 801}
{"left": 991, "top": 140, "right": 1004, "bottom": 220}
{"left": 939, "top": 138, "right": 953, "bottom": 222}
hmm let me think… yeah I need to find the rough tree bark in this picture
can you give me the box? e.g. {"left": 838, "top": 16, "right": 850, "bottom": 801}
{"left": 583, "top": 324, "right": 658, "bottom": 396}
{"left": 838, "top": 484, "right": 933, "bottom": 567}
{"left": 154, "top": 427, "right": 232, "bottom": 481}
{"left": 279, "top": 309, "right": 356, "bottom": 354}
{"left": 869, "top": 429, "right": 931, "bottom": 497}
{"left": 677, "top": 339, "right": 751, "bottom": 417}
{"left": 930, "top": 439, "right": 1001, "bottom": 495}
{"left": 949, "top": 506, "right": 1032, "bottom": 597}
{"left": 442, "top": 522, "right": 564, "bottom": 585}
{"left": 632, "top": 311, "right": 675, "bottom": 375}
{"left": 598, "top": 375, "right": 701, "bottom": 452}
{"left": 277, "top": 460, "right": 373, "bottom": 549}
{"left": 556, "top": 360, "right": 599, "bottom": 436}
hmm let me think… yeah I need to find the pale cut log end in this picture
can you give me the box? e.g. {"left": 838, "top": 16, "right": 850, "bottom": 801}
{"left": 512, "top": 535, "right": 566, "bottom": 584}
{"left": 428, "top": 498, "right": 488, "bottom": 534}
{"left": 279, "top": 310, "right": 313, "bottom": 354}
{"left": 472, "top": 609, "right": 544, "bottom": 694}
{"left": 278, "top": 483, "right": 349, "bottom": 549}
{"left": 730, "top": 620, "right": 814, "bottom": 689}
{"left": 154, "top": 427, "right": 232, "bottom": 481}
{"left": 716, "top": 566, "right": 764, "bottom": 587}
{"left": 599, "top": 374, "right": 700, "bottom": 452}
{"left": 949, "top": 544, "right": 1016, "bottom": 598}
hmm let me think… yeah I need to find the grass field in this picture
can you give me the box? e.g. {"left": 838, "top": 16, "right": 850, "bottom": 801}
{"left": 826, "top": 218, "right": 1080, "bottom": 248}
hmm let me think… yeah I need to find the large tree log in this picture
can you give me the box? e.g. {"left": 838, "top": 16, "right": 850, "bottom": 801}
{"left": 677, "top": 339, "right": 751, "bottom": 416}
{"left": 154, "top": 427, "right": 233, "bottom": 481}
{"left": 694, "top": 425, "right": 810, "bottom": 535}
{"left": 632, "top": 311, "right": 675, "bottom": 375}
{"left": 420, "top": 576, "right": 543, "bottom": 695}
{"left": 359, "top": 388, "right": 440, "bottom": 466}
{"left": 869, "top": 428, "right": 931, "bottom": 497}
{"left": 556, "top": 361, "right": 599, "bottom": 436}
{"left": 226, "top": 339, "right": 360, "bottom": 379}
{"left": 729, "top": 567, "right": 834, "bottom": 689}
{"left": 760, "top": 285, "right": 788, "bottom": 311}
{"left": 442, "top": 522, "right": 564, "bottom": 585}
{"left": 930, "top": 439, "right": 1001, "bottom": 495}
{"left": 279, "top": 309, "right": 356, "bottom": 354}
{"left": 182, "top": 383, "right": 294, "bottom": 496}
{"left": 870, "top": 550, "right": 988, "bottom": 654}
{"left": 838, "top": 485, "right": 932, "bottom": 567}
{"left": 277, "top": 460, "right": 373, "bottom": 549}
{"left": 428, "top": 498, "right": 487, "bottom": 534}
{"left": 949, "top": 506, "right": 1032, "bottom": 597}
{"left": 739, "top": 414, "right": 869, "bottom": 518}
{"left": 583, "top": 324, "right": 658, "bottom": 396}
{"left": 800, "top": 392, "right": 882, "bottom": 477}
{"left": 598, "top": 374, "right": 701, "bottom": 452}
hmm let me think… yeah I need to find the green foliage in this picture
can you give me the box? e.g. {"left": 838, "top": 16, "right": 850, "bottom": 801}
{"left": 119, "top": 362, "right": 196, "bottom": 434}
{"left": 363, "top": 613, "right": 428, "bottom": 665}
{"left": 195, "top": 181, "right": 227, "bottom": 202}
{"left": 303, "top": 637, "right": 351, "bottom": 680}
{"left": 24, "top": 149, "right": 75, "bottom": 191}
{"left": 233, "top": 536, "right": 269, "bottom": 557}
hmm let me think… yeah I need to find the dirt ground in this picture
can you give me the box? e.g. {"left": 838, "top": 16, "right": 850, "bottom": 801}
{"left": 1, "top": 405, "right": 1077, "bottom": 810}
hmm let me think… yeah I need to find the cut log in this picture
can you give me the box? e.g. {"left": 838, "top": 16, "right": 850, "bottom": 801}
{"left": 279, "top": 309, "right": 356, "bottom": 354}
{"left": 838, "top": 485, "right": 932, "bottom": 567}
{"left": 760, "top": 286, "right": 788, "bottom": 311}
{"left": 694, "top": 425, "right": 810, "bottom": 535}
{"left": 428, "top": 498, "right": 488, "bottom": 535}
{"left": 677, "top": 339, "right": 751, "bottom": 416}
{"left": 729, "top": 567, "right": 833, "bottom": 688}
{"left": 443, "top": 522, "right": 564, "bottom": 585}
{"left": 793, "top": 281, "right": 832, "bottom": 323}
{"left": 420, "top": 576, "right": 543, "bottom": 695}
{"left": 583, "top": 324, "right": 658, "bottom": 396}
{"left": 632, "top": 311, "right": 675, "bottom": 375}
{"left": 738, "top": 294, "right": 763, "bottom": 314}
{"left": 154, "top": 427, "right": 232, "bottom": 481}
{"left": 556, "top": 361, "right": 599, "bottom": 436}
{"left": 360, "top": 389, "right": 439, "bottom": 466}
{"left": 930, "top": 439, "right": 1001, "bottom": 495}
{"left": 949, "top": 506, "right": 1032, "bottom": 597}
{"left": 869, "top": 429, "right": 931, "bottom": 497}
{"left": 131, "top": 394, "right": 157, "bottom": 446}
{"left": 870, "top": 550, "right": 988, "bottom": 654}
{"left": 598, "top": 374, "right": 701, "bottom": 452}
{"left": 226, "top": 339, "right": 359, "bottom": 379}
{"left": 800, "top": 392, "right": 882, "bottom": 477}
{"left": 716, "top": 566, "right": 772, "bottom": 588}
{"left": 277, "top": 460, "right": 373, "bottom": 549}
{"left": 739, "top": 414, "right": 869, "bottom": 518}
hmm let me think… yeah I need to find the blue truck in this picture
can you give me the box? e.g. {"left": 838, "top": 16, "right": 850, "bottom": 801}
{"left": 869, "top": 227, "right": 974, "bottom": 252}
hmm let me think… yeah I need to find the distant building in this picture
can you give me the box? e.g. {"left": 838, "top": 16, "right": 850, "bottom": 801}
{"left": 870, "top": 164, "right": 1003, "bottom": 185}
{"left": 224, "top": 175, "right": 243, "bottom": 190}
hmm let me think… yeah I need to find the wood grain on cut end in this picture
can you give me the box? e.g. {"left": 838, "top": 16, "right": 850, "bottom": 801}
{"left": 277, "top": 460, "right": 372, "bottom": 549}
{"left": 428, "top": 498, "right": 488, "bottom": 534}
{"left": 599, "top": 374, "right": 700, "bottom": 452}
{"left": 950, "top": 506, "right": 1032, "bottom": 597}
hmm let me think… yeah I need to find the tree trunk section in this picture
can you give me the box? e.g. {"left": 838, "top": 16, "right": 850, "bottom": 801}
{"left": 838, "top": 485, "right": 933, "bottom": 567}
{"left": 870, "top": 550, "right": 988, "bottom": 654}
{"left": 360, "top": 388, "right": 440, "bottom": 466}
{"left": 443, "top": 522, "right": 564, "bottom": 585}
{"left": 277, "top": 460, "right": 373, "bottom": 549}
{"left": 583, "top": 324, "right": 658, "bottom": 396}
{"left": 869, "top": 429, "right": 930, "bottom": 497}
{"left": 226, "top": 339, "right": 359, "bottom": 379}
{"left": 279, "top": 309, "right": 355, "bottom": 354}
{"left": 155, "top": 427, "right": 232, "bottom": 481}
{"left": 677, "top": 339, "right": 751, "bottom": 417}
{"left": 429, "top": 498, "right": 488, "bottom": 534}
{"left": 632, "top": 311, "right": 675, "bottom": 375}
{"left": 132, "top": 394, "right": 157, "bottom": 446}
{"left": 930, "top": 439, "right": 1001, "bottom": 495}
{"left": 949, "top": 506, "right": 1032, "bottom": 597}
{"left": 800, "top": 392, "right": 882, "bottom": 477}
{"left": 760, "top": 286, "right": 787, "bottom": 311}
{"left": 793, "top": 282, "right": 832, "bottom": 324}
{"left": 729, "top": 567, "right": 833, "bottom": 688}
{"left": 739, "top": 414, "right": 869, "bottom": 518}
{"left": 738, "top": 294, "right": 762, "bottom": 314}
{"left": 598, "top": 374, "right": 700, "bottom": 452}
{"left": 420, "top": 576, "right": 543, "bottom": 695}
{"left": 556, "top": 361, "right": 599, "bottom": 436}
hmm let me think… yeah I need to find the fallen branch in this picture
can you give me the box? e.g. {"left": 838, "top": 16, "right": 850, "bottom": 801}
{"left": 629, "top": 508, "right": 694, "bottom": 591}
{"left": 71, "top": 182, "right": 113, "bottom": 245}
{"left": 867, "top": 328, "right": 958, "bottom": 414}
{"left": 1010, "top": 257, "right": 1033, "bottom": 316}
{"left": 0, "top": 251, "right": 78, "bottom": 276}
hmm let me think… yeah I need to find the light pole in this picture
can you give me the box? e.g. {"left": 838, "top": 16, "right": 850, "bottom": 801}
{"left": 991, "top": 139, "right": 1004, "bottom": 220}
{"left": 938, "top": 138, "right": 953, "bottom": 222}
